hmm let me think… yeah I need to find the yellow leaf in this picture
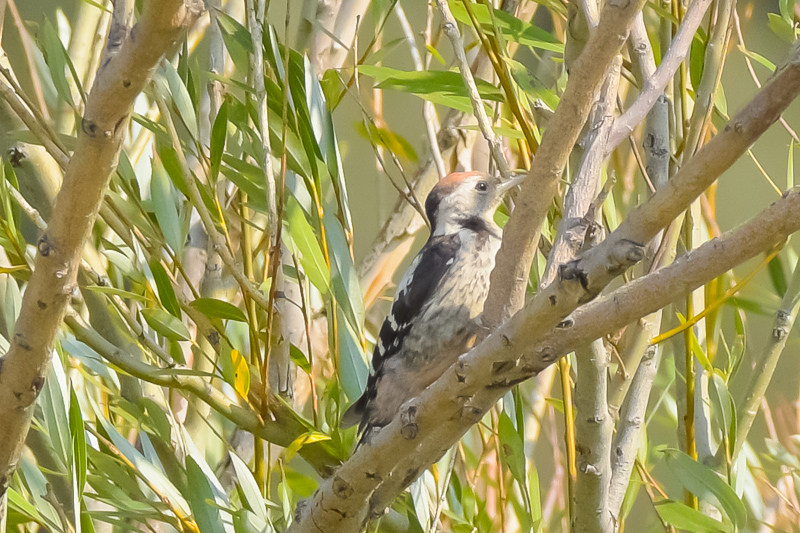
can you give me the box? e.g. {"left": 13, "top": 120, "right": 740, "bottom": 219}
{"left": 284, "top": 432, "right": 331, "bottom": 461}
{"left": 0, "top": 265, "right": 28, "bottom": 274}
{"left": 231, "top": 349, "right": 250, "bottom": 398}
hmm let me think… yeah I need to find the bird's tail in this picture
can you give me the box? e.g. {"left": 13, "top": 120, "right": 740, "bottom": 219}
{"left": 341, "top": 393, "right": 367, "bottom": 429}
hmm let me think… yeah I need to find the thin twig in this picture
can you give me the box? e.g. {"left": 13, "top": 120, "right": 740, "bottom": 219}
{"left": 8, "top": 185, "right": 47, "bottom": 230}
{"left": 153, "top": 93, "right": 272, "bottom": 312}
{"left": 247, "top": 0, "right": 277, "bottom": 233}
{"left": 733, "top": 253, "right": 800, "bottom": 462}
{"left": 485, "top": 0, "right": 649, "bottom": 324}
{"left": 0, "top": 69, "right": 70, "bottom": 169}
{"left": 607, "top": 0, "right": 713, "bottom": 153}
{"left": 395, "top": 2, "right": 446, "bottom": 178}
{"left": 732, "top": 9, "right": 799, "bottom": 142}
{"left": 436, "top": 0, "right": 511, "bottom": 179}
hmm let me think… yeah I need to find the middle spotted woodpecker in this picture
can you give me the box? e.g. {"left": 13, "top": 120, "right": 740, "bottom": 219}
{"left": 342, "top": 170, "right": 524, "bottom": 442}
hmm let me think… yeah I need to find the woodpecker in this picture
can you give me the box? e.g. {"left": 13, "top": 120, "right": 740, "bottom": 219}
{"left": 342, "top": 170, "right": 524, "bottom": 441}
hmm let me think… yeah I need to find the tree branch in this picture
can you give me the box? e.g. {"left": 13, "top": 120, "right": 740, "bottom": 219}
{"left": 289, "top": 46, "right": 800, "bottom": 530}
{"left": 290, "top": 186, "right": 800, "bottom": 533}
{"left": 0, "top": 0, "right": 202, "bottom": 506}
{"left": 436, "top": 0, "right": 511, "bottom": 179}
{"left": 570, "top": 57, "right": 621, "bottom": 533}
{"left": 484, "top": 0, "right": 647, "bottom": 324}
{"left": 607, "top": 0, "right": 712, "bottom": 153}
{"left": 64, "top": 313, "right": 340, "bottom": 474}
{"left": 732, "top": 255, "right": 800, "bottom": 462}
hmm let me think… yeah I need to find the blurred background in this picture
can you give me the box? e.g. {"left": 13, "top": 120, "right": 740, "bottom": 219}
{"left": 3, "top": 0, "right": 800, "bottom": 531}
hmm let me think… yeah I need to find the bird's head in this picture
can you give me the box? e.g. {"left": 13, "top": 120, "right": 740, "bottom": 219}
{"left": 425, "top": 171, "right": 525, "bottom": 236}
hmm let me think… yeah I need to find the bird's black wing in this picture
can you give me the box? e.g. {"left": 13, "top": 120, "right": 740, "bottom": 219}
{"left": 341, "top": 233, "right": 461, "bottom": 429}
{"left": 371, "top": 233, "right": 461, "bottom": 370}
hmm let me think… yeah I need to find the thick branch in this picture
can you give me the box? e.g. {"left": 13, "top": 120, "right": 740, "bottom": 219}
{"left": 570, "top": 60, "right": 620, "bottom": 533}
{"left": 289, "top": 46, "right": 800, "bottom": 530}
{"left": 607, "top": 0, "right": 713, "bottom": 153}
{"left": 290, "top": 185, "right": 800, "bottom": 533}
{"left": 0, "top": 0, "right": 202, "bottom": 502}
{"left": 64, "top": 314, "right": 339, "bottom": 474}
{"left": 484, "top": 0, "right": 647, "bottom": 323}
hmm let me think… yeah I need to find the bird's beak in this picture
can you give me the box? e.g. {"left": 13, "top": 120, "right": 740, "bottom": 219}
{"left": 495, "top": 172, "right": 526, "bottom": 196}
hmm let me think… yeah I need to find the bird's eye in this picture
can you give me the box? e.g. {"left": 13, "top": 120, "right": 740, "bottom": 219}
{"left": 475, "top": 181, "right": 488, "bottom": 192}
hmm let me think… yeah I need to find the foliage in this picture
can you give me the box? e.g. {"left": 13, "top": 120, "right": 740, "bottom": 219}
{"left": 1, "top": 1, "right": 800, "bottom": 532}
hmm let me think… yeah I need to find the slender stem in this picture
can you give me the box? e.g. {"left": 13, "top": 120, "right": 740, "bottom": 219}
{"left": 154, "top": 93, "right": 272, "bottom": 312}
{"left": 464, "top": 0, "right": 538, "bottom": 153}
{"left": 395, "top": 2, "right": 446, "bottom": 178}
{"left": 733, "top": 251, "right": 800, "bottom": 462}
{"left": 607, "top": 0, "right": 713, "bottom": 153}
{"left": 436, "top": 0, "right": 511, "bottom": 179}
{"left": 248, "top": 0, "right": 277, "bottom": 233}
{"left": 559, "top": 358, "right": 576, "bottom": 523}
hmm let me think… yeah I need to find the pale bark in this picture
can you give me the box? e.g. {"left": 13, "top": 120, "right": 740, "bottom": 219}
{"left": 0, "top": 0, "right": 203, "bottom": 514}
{"left": 290, "top": 187, "right": 800, "bottom": 533}
{"left": 607, "top": 0, "right": 713, "bottom": 153}
{"left": 289, "top": 45, "right": 800, "bottom": 532}
{"left": 484, "top": 0, "right": 648, "bottom": 324}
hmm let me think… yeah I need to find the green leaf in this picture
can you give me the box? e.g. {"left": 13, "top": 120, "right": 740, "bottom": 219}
{"left": 40, "top": 354, "right": 72, "bottom": 468}
{"left": 0, "top": 271, "right": 22, "bottom": 338}
{"left": 69, "top": 387, "right": 87, "bottom": 498}
{"left": 767, "top": 254, "right": 788, "bottom": 297}
{"left": 190, "top": 297, "right": 248, "bottom": 322}
{"left": 448, "top": 2, "right": 563, "bottom": 53}
{"left": 95, "top": 411, "right": 192, "bottom": 517}
{"left": 713, "top": 84, "right": 727, "bottom": 117}
{"left": 324, "top": 211, "right": 365, "bottom": 334}
{"left": 504, "top": 57, "right": 560, "bottom": 112}
{"left": 149, "top": 260, "right": 181, "bottom": 317}
{"left": 216, "top": 11, "right": 253, "bottom": 68}
{"left": 498, "top": 411, "right": 527, "bottom": 487}
{"left": 233, "top": 509, "right": 273, "bottom": 533}
{"left": 284, "top": 432, "right": 332, "bottom": 461}
{"left": 768, "top": 12, "right": 797, "bottom": 44}
{"left": 290, "top": 343, "right": 311, "bottom": 374}
{"left": 40, "top": 18, "right": 75, "bottom": 109}
{"left": 285, "top": 199, "right": 330, "bottom": 294}
{"left": 358, "top": 65, "right": 503, "bottom": 113}
{"left": 426, "top": 44, "right": 445, "bottom": 65}
{"left": 210, "top": 98, "right": 228, "bottom": 183}
{"left": 654, "top": 500, "right": 731, "bottom": 533}
{"left": 160, "top": 59, "right": 198, "bottom": 137}
{"left": 355, "top": 121, "right": 419, "bottom": 162}
{"left": 736, "top": 45, "right": 776, "bottom": 72}
{"left": 335, "top": 304, "right": 368, "bottom": 402}
{"left": 186, "top": 457, "right": 226, "bottom": 533}
{"left": 230, "top": 452, "right": 269, "bottom": 522}
{"left": 230, "top": 349, "right": 250, "bottom": 398}
{"left": 689, "top": 33, "right": 706, "bottom": 91}
{"left": 150, "top": 158, "right": 184, "bottom": 254}
{"left": 662, "top": 449, "right": 747, "bottom": 528}
{"left": 83, "top": 285, "right": 148, "bottom": 303}
{"left": 675, "top": 312, "right": 714, "bottom": 372}
{"left": 7, "top": 488, "right": 46, "bottom": 524}
{"left": 709, "top": 372, "right": 736, "bottom": 459}
{"left": 141, "top": 308, "right": 190, "bottom": 341}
